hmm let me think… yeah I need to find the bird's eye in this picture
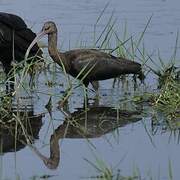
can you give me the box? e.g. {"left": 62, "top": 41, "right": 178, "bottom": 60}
{"left": 44, "top": 26, "right": 50, "bottom": 31}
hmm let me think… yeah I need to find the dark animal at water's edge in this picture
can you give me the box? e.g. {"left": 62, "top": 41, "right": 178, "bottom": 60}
{"left": 26, "top": 21, "right": 144, "bottom": 91}
{"left": 0, "top": 12, "right": 42, "bottom": 93}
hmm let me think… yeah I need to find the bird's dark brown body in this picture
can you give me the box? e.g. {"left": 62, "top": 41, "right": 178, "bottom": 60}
{"left": 0, "top": 12, "right": 42, "bottom": 92}
{"left": 62, "top": 48, "right": 142, "bottom": 86}
{"left": 26, "top": 21, "right": 143, "bottom": 89}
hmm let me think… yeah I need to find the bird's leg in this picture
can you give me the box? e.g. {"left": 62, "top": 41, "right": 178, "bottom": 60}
{"left": 112, "top": 78, "right": 117, "bottom": 88}
{"left": 90, "top": 81, "right": 100, "bottom": 102}
{"left": 83, "top": 81, "right": 89, "bottom": 92}
{"left": 91, "top": 81, "right": 99, "bottom": 92}
{"left": 82, "top": 81, "right": 89, "bottom": 106}
{"left": 138, "top": 71, "right": 145, "bottom": 84}
{"left": 133, "top": 74, "right": 137, "bottom": 91}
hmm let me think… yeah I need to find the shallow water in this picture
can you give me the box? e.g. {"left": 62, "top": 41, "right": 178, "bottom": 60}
{"left": 0, "top": 0, "right": 180, "bottom": 180}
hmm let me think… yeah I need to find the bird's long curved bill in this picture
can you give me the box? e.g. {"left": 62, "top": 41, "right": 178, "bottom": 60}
{"left": 25, "top": 31, "right": 46, "bottom": 60}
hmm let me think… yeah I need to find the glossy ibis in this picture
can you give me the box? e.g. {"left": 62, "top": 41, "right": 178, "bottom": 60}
{"left": 0, "top": 12, "right": 42, "bottom": 93}
{"left": 26, "top": 21, "right": 143, "bottom": 90}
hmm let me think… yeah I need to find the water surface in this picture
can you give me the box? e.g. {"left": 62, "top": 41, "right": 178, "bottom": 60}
{"left": 0, "top": 0, "right": 180, "bottom": 179}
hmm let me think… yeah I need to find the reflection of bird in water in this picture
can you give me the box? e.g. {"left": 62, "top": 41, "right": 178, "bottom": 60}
{"left": 0, "top": 96, "right": 43, "bottom": 154}
{"left": 26, "top": 21, "right": 144, "bottom": 92}
{"left": 0, "top": 12, "right": 42, "bottom": 93}
{"left": 32, "top": 106, "right": 142, "bottom": 169}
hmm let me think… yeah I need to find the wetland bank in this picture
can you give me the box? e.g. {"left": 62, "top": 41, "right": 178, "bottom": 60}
{"left": 0, "top": 0, "right": 180, "bottom": 180}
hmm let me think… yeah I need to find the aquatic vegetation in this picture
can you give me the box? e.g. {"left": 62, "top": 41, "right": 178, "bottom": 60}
{"left": 133, "top": 77, "right": 179, "bottom": 119}
{"left": 153, "top": 77, "right": 180, "bottom": 121}
{"left": 145, "top": 30, "right": 180, "bottom": 87}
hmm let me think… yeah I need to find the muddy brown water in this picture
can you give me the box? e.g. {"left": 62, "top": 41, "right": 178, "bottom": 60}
{"left": 0, "top": 0, "right": 180, "bottom": 179}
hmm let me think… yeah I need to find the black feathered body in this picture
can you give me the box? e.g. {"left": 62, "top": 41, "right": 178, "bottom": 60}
{"left": 0, "top": 12, "right": 42, "bottom": 93}
{"left": 0, "top": 12, "right": 42, "bottom": 74}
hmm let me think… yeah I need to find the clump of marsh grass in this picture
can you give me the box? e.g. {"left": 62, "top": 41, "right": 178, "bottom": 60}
{"left": 156, "top": 64, "right": 179, "bottom": 88}
{"left": 133, "top": 75, "right": 179, "bottom": 121}
{"left": 146, "top": 31, "right": 180, "bottom": 87}
{"left": 153, "top": 77, "right": 180, "bottom": 120}
{"left": 130, "top": 28, "right": 180, "bottom": 125}
{"left": 138, "top": 32, "right": 180, "bottom": 121}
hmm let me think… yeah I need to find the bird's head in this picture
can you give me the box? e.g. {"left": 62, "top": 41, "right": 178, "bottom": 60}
{"left": 41, "top": 21, "right": 57, "bottom": 35}
{"left": 25, "top": 21, "right": 57, "bottom": 59}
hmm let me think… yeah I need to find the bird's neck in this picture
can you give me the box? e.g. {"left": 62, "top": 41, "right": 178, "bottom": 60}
{"left": 48, "top": 33, "right": 68, "bottom": 69}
